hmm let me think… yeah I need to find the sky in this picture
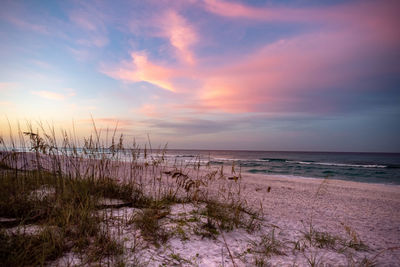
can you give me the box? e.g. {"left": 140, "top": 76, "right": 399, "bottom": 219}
{"left": 0, "top": 0, "right": 399, "bottom": 152}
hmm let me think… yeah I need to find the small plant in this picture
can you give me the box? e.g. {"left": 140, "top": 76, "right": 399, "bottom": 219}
{"left": 131, "top": 207, "right": 170, "bottom": 246}
{"left": 201, "top": 199, "right": 261, "bottom": 233}
{"left": 303, "top": 249, "right": 323, "bottom": 267}
{"left": 194, "top": 219, "right": 220, "bottom": 239}
{"left": 341, "top": 224, "right": 368, "bottom": 251}
{"left": 0, "top": 226, "right": 65, "bottom": 266}
{"left": 303, "top": 229, "right": 338, "bottom": 249}
{"left": 174, "top": 225, "right": 189, "bottom": 241}
{"left": 248, "top": 228, "right": 286, "bottom": 265}
{"left": 87, "top": 231, "right": 124, "bottom": 263}
{"left": 345, "top": 253, "right": 377, "bottom": 267}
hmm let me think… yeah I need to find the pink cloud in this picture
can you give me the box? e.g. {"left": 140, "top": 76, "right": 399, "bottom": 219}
{"left": 198, "top": 34, "right": 351, "bottom": 112}
{"left": 159, "top": 10, "right": 197, "bottom": 65}
{"left": 103, "top": 26, "right": 397, "bottom": 114}
{"left": 103, "top": 0, "right": 399, "bottom": 115}
{"left": 69, "top": 10, "right": 98, "bottom": 31}
{"left": 203, "top": 0, "right": 400, "bottom": 49}
{"left": 102, "top": 52, "right": 178, "bottom": 92}
{"left": 1, "top": 14, "right": 49, "bottom": 34}
{"left": 76, "top": 35, "right": 109, "bottom": 47}
{"left": 126, "top": 8, "right": 198, "bottom": 65}
{"left": 136, "top": 104, "right": 163, "bottom": 118}
{"left": 203, "top": 0, "right": 317, "bottom": 22}
{"left": 68, "top": 4, "right": 109, "bottom": 47}
{"left": 68, "top": 47, "right": 92, "bottom": 61}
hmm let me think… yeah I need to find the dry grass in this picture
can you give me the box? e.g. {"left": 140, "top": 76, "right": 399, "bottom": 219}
{"left": 0, "top": 121, "right": 262, "bottom": 265}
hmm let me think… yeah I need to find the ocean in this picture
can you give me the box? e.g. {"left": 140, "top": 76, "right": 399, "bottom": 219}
{"left": 164, "top": 150, "right": 400, "bottom": 185}
{"left": 6, "top": 148, "right": 400, "bottom": 185}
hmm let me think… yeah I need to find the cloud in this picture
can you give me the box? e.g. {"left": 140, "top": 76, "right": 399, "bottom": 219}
{"left": 105, "top": 27, "right": 399, "bottom": 114}
{"left": 68, "top": 47, "right": 92, "bottom": 61}
{"left": 0, "top": 82, "right": 17, "bottom": 92}
{"left": 32, "top": 91, "right": 65, "bottom": 100}
{"left": 201, "top": 0, "right": 400, "bottom": 49}
{"left": 31, "top": 89, "right": 76, "bottom": 101}
{"left": 201, "top": 0, "right": 349, "bottom": 23}
{"left": 1, "top": 13, "right": 49, "bottom": 34}
{"left": 69, "top": 10, "right": 98, "bottom": 31}
{"left": 203, "top": 0, "right": 283, "bottom": 20}
{"left": 144, "top": 118, "right": 235, "bottom": 135}
{"left": 136, "top": 104, "right": 162, "bottom": 118}
{"left": 142, "top": 114, "right": 306, "bottom": 136}
{"left": 68, "top": 3, "right": 109, "bottom": 47}
{"left": 202, "top": 0, "right": 399, "bottom": 25}
{"left": 101, "top": 0, "right": 399, "bottom": 116}
{"left": 76, "top": 35, "right": 108, "bottom": 47}
{"left": 102, "top": 52, "right": 177, "bottom": 92}
{"left": 159, "top": 10, "right": 197, "bottom": 64}
{"left": 80, "top": 117, "right": 134, "bottom": 128}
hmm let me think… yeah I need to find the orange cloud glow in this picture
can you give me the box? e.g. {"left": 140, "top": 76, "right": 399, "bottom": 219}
{"left": 103, "top": 52, "right": 177, "bottom": 92}
{"left": 32, "top": 90, "right": 66, "bottom": 100}
{"left": 80, "top": 117, "right": 134, "bottom": 128}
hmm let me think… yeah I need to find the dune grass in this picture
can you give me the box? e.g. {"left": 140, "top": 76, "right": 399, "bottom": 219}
{"left": 0, "top": 121, "right": 262, "bottom": 265}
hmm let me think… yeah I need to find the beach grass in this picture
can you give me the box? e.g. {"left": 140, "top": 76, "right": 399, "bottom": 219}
{"left": 0, "top": 122, "right": 262, "bottom": 266}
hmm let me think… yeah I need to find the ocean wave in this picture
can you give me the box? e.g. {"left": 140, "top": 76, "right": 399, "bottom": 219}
{"left": 183, "top": 159, "right": 209, "bottom": 164}
{"left": 248, "top": 169, "right": 269, "bottom": 174}
{"left": 296, "top": 161, "right": 386, "bottom": 168}
{"left": 213, "top": 157, "right": 238, "bottom": 161}
{"left": 259, "top": 158, "right": 286, "bottom": 162}
{"left": 209, "top": 160, "right": 224, "bottom": 165}
{"left": 239, "top": 162, "right": 263, "bottom": 167}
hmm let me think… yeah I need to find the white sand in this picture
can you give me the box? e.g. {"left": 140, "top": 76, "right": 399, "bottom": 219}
{"left": 56, "top": 173, "right": 400, "bottom": 266}
{"left": 240, "top": 174, "right": 400, "bottom": 266}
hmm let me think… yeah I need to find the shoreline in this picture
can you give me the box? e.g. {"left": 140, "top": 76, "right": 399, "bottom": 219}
{"left": 2, "top": 150, "right": 399, "bottom": 186}
{"left": 245, "top": 172, "right": 400, "bottom": 188}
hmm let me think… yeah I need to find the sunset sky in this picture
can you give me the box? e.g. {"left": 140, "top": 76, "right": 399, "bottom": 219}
{"left": 1, "top": 0, "right": 399, "bottom": 152}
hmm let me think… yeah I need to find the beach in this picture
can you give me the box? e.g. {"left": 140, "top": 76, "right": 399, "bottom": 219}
{"left": 1, "top": 151, "right": 400, "bottom": 266}
{"left": 51, "top": 169, "right": 400, "bottom": 266}
{"left": 241, "top": 174, "right": 400, "bottom": 266}
{"left": 2, "top": 0, "right": 400, "bottom": 265}
{"left": 144, "top": 173, "right": 400, "bottom": 266}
